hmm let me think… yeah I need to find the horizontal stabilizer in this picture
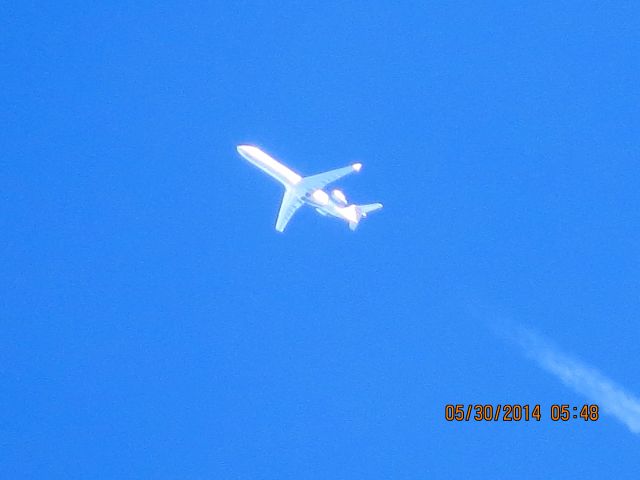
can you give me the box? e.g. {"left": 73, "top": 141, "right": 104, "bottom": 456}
{"left": 358, "top": 202, "right": 383, "bottom": 217}
{"left": 348, "top": 202, "right": 383, "bottom": 231}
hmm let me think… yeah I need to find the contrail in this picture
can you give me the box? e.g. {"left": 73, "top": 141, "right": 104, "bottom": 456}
{"left": 504, "top": 324, "right": 640, "bottom": 434}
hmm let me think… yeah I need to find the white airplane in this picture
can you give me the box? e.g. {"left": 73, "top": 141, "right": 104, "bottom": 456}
{"left": 237, "top": 145, "right": 383, "bottom": 232}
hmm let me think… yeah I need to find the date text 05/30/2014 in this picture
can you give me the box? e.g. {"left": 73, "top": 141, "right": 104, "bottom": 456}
{"left": 444, "top": 404, "right": 599, "bottom": 422}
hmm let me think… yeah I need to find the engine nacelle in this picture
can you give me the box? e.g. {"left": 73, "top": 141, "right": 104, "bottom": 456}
{"left": 331, "top": 189, "right": 348, "bottom": 206}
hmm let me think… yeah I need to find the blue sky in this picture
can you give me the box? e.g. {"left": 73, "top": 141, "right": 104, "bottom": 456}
{"left": 3, "top": 2, "right": 639, "bottom": 478}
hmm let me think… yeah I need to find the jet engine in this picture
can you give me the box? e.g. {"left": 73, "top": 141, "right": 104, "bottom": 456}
{"left": 331, "top": 189, "right": 348, "bottom": 206}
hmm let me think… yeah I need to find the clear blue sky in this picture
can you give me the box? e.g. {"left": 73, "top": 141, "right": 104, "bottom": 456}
{"left": 3, "top": 2, "right": 639, "bottom": 478}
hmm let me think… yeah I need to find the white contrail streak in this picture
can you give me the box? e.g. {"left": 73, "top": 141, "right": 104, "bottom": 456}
{"left": 509, "top": 326, "right": 640, "bottom": 434}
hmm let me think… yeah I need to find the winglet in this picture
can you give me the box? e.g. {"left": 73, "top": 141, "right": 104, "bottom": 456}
{"left": 352, "top": 163, "right": 362, "bottom": 172}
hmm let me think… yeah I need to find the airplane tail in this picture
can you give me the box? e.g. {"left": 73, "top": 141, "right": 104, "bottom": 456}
{"left": 348, "top": 202, "right": 383, "bottom": 231}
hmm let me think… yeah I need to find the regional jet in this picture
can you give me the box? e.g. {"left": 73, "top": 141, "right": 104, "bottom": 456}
{"left": 237, "top": 145, "right": 383, "bottom": 232}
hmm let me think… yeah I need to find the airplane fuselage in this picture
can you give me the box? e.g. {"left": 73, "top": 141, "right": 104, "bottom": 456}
{"left": 237, "top": 144, "right": 302, "bottom": 186}
{"left": 237, "top": 144, "right": 381, "bottom": 231}
{"left": 237, "top": 145, "right": 359, "bottom": 224}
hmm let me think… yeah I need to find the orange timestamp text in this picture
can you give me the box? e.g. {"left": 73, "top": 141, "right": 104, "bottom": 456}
{"left": 444, "top": 404, "right": 599, "bottom": 422}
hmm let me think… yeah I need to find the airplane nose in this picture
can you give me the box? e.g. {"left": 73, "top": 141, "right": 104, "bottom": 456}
{"left": 237, "top": 144, "right": 258, "bottom": 158}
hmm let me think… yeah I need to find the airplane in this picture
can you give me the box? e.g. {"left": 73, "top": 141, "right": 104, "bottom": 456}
{"left": 237, "top": 145, "right": 383, "bottom": 232}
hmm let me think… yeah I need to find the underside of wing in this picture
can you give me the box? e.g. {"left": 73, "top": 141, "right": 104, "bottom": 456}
{"left": 300, "top": 163, "right": 362, "bottom": 191}
{"left": 275, "top": 189, "right": 304, "bottom": 232}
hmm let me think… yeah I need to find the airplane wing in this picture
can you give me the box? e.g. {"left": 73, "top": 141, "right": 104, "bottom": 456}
{"left": 275, "top": 189, "right": 304, "bottom": 232}
{"left": 299, "top": 163, "right": 362, "bottom": 191}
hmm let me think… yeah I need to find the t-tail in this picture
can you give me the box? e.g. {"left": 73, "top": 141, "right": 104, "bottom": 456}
{"left": 348, "top": 202, "right": 383, "bottom": 231}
